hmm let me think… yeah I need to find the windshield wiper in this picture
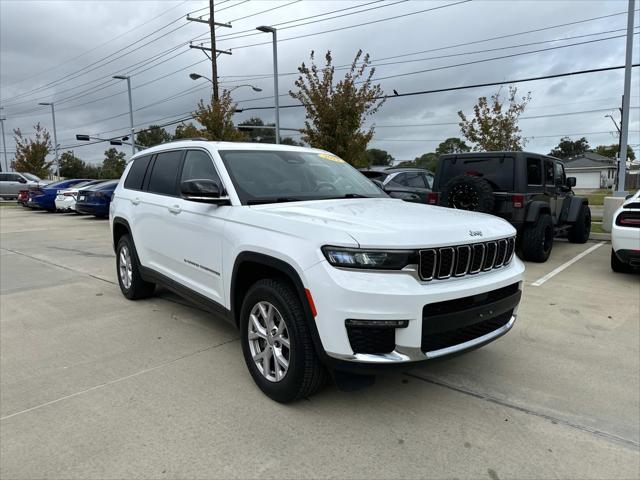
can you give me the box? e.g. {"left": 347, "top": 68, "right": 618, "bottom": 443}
{"left": 247, "top": 196, "right": 303, "bottom": 205}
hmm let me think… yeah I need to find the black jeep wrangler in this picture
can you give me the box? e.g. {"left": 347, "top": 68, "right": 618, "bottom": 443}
{"left": 429, "top": 151, "right": 591, "bottom": 262}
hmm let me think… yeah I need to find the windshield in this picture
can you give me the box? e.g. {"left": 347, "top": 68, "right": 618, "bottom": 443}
{"left": 440, "top": 156, "right": 514, "bottom": 191}
{"left": 22, "top": 173, "right": 41, "bottom": 181}
{"left": 219, "top": 150, "right": 386, "bottom": 205}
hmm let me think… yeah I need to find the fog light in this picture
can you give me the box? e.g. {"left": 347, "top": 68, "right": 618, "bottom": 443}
{"left": 345, "top": 319, "right": 409, "bottom": 328}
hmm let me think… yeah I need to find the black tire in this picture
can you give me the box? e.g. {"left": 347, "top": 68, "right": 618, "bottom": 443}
{"left": 440, "top": 175, "right": 495, "bottom": 213}
{"left": 240, "top": 278, "right": 327, "bottom": 403}
{"left": 568, "top": 204, "right": 591, "bottom": 244}
{"left": 521, "top": 213, "right": 554, "bottom": 262}
{"left": 116, "top": 234, "right": 155, "bottom": 300}
{"left": 611, "top": 249, "right": 634, "bottom": 273}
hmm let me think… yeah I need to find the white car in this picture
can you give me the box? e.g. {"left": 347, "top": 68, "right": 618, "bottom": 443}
{"left": 54, "top": 180, "right": 104, "bottom": 212}
{"left": 109, "top": 141, "right": 524, "bottom": 402}
{"left": 611, "top": 190, "right": 640, "bottom": 272}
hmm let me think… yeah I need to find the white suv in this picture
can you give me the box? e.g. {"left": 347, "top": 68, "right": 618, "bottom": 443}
{"left": 110, "top": 141, "right": 524, "bottom": 402}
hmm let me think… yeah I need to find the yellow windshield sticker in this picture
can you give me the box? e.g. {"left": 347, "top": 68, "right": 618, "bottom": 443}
{"left": 319, "top": 153, "right": 345, "bottom": 163}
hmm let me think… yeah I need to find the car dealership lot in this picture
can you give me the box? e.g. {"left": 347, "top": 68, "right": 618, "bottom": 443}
{"left": 1, "top": 207, "right": 638, "bottom": 479}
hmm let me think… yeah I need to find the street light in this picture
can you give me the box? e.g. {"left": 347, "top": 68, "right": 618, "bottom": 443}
{"left": 256, "top": 25, "right": 280, "bottom": 144}
{"left": 38, "top": 102, "right": 59, "bottom": 178}
{"left": 189, "top": 73, "right": 262, "bottom": 92}
{"left": 113, "top": 75, "right": 135, "bottom": 156}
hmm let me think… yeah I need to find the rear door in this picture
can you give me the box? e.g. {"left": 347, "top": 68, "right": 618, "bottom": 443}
{"left": 0, "top": 173, "right": 21, "bottom": 196}
{"left": 135, "top": 149, "right": 185, "bottom": 278}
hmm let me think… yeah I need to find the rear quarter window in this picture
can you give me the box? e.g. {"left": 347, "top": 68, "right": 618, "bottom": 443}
{"left": 124, "top": 155, "right": 152, "bottom": 190}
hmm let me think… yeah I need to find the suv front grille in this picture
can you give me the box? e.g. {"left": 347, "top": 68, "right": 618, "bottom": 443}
{"left": 419, "top": 237, "right": 515, "bottom": 281}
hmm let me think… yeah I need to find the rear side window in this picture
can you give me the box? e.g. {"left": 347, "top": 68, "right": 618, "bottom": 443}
{"left": 0, "top": 174, "right": 8, "bottom": 181}
{"left": 124, "top": 155, "right": 152, "bottom": 190}
{"left": 527, "top": 158, "right": 542, "bottom": 185}
{"left": 148, "top": 150, "right": 182, "bottom": 196}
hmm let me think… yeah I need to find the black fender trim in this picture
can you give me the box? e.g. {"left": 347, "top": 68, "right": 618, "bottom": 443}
{"left": 566, "top": 196, "right": 588, "bottom": 223}
{"left": 112, "top": 217, "right": 132, "bottom": 252}
{"left": 524, "top": 201, "right": 551, "bottom": 222}
{"left": 139, "top": 266, "right": 234, "bottom": 325}
{"left": 230, "top": 252, "right": 330, "bottom": 363}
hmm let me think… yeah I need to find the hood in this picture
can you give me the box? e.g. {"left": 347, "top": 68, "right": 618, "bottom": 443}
{"left": 251, "top": 198, "right": 515, "bottom": 248}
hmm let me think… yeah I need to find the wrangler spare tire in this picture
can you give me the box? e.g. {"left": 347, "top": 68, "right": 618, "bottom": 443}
{"left": 440, "top": 175, "right": 495, "bottom": 213}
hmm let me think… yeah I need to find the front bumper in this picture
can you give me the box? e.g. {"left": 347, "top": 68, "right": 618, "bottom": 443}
{"left": 304, "top": 256, "right": 524, "bottom": 368}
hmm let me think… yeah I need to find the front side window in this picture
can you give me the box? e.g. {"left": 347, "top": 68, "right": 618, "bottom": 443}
{"left": 219, "top": 150, "right": 385, "bottom": 204}
{"left": 147, "top": 151, "right": 182, "bottom": 196}
{"left": 124, "top": 155, "right": 152, "bottom": 191}
{"left": 544, "top": 160, "right": 554, "bottom": 186}
{"left": 527, "top": 158, "right": 542, "bottom": 185}
{"left": 555, "top": 162, "right": 565, "bottom": 188}
{"left": 180, "top": 150, "right": 221, "bottom": 184}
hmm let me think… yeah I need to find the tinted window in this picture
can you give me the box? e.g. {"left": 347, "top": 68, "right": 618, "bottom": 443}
{"left": 148, "top": 151, "right": 182, "bottom": 195}
{"left": 555, "top": 162, "right": 565, "bottom": 188}
{"left": 527, "top": 158, "right": 542, "bottom": 185}
{"left": 180, "top": 150, "right": 221, "bottom": 183}
{"left": 544, "top": 160, "right": 554, "bottom": 186}
{"left": 124, "top": 155, "right": 152, "bottom": 190}
{"left": 0, "top": 174, "right": 9, "bottom": 181}
{"left": 440, "top": 157, "right": 514, "bottom": 191}
{"left": 398, "top": 172, "right": 427, "bottom": 188}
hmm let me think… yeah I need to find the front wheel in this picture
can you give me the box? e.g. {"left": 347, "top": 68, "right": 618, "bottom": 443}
{"left": 240, "top": 279, "right": 327, "bottom": 403}
{"left": 521, "top": 213, "right": 554, "bottom": 262}
{"left": 568, "top": 204, "right": 591, "bottom": 244}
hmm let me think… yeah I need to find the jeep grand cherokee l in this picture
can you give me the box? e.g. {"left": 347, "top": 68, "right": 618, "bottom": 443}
{"left": 110, "top": 141, "right": 524, "bottom": 402}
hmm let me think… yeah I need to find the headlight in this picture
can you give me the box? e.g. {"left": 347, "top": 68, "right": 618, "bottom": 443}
{"left": 321, "top": 246, "right": 416, "bottom": 270}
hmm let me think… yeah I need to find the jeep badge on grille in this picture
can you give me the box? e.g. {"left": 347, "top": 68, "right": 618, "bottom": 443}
{"left": 469, "top": 230, "right": 483, "bottom": 237}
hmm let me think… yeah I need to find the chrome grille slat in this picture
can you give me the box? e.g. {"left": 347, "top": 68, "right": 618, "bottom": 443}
{"left": 419, "top": 237, "right": 515, "bottom": 281}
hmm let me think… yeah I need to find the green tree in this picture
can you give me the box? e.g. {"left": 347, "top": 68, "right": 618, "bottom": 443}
{"left": 280, "top": 136, "right": 304, "bottom": 146}
{"left": 59, "top": 151, "right": 87, "bottom": 178}
{"left": 435, "top": 137, "right": 470, "bottom": 155}
{"left": 593, "top": 143, "right": 636, "bottom": 161}
{"left": 238, "top": 117, "right": 275, "bottom": 143}
{"left": 365, "top": 148, "right": 394, "bottom": 166}
{"left": 548, "top": 137, "right": 590, "bottom": 159}
{"left": 290, "top": 50, "right": 385, "bottom": 167}
{"left": 414, "top": 152, "right": 438, "bottom": 171}
{"left": 12, "top": 123, "right": 53, "bottom": 177}
{"left": 84, "top": 163, "right": 102, "bottom": 179}
{"left": 458, "top": 86, "right": 531, "bottom": 151}
{"left": 136, "top": 125, "right": 172, "bottom": 148}
{"left": 194, "top": 91, "right": 246, "bottom": 141}
{"left": 100, "top": 148, "right": 126, "bottom": 179}
{"left": 173, "top": 122, "right": 202, "bottom": 140}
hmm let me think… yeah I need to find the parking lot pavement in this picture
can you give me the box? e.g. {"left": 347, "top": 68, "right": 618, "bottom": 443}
{"left": 1, "top": 207, "right": 638, "bottom": 479}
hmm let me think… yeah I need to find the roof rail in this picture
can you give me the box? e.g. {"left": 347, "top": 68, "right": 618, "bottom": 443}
{"left": 160, "top": 137, "right": 209, "bottom": 144}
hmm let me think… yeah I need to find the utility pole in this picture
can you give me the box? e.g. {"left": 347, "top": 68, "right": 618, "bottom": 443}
{"left": 39, "top": 102, "right": 59, "bottom": 178}
{"left": 187, "top": 1, "right": 232, "bottom": 100}
{"left": 615, "top": 0, "right": 635, "bottom": 196}
{"left": 0, "top": 107, "right": 8, "bottom": 172}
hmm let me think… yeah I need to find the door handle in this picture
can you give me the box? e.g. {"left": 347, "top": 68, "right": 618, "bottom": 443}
{"left": 168, "top": 205, "right": 182, "bottom": 214}
{"left": 131, "top": 197, "right": 140, "bottom": 205}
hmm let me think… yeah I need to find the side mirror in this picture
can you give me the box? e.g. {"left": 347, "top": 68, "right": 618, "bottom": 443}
{"left": 18, "top": 177, "right": 27, "bottom": 184}
{"left": 566, "top": 177, "right": 576, "bottom": 188}
{"left": 180, "top": 179, "right": 229, "bottom": 204}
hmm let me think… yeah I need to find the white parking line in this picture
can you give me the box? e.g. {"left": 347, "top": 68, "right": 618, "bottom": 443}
{"left": 531, "top": 242, "right": 606, "bottom": 287}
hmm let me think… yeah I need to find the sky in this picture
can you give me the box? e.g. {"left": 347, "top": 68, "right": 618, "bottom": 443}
{"left": 1, "top": 0, "right": 639, "bottom": 168}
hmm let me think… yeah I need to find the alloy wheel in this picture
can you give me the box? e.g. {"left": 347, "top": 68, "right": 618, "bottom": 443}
{"left": 118, "top": 245, "right": 133, "bottom": 290}
{"left": 248, "top": 301, "right": 290, "bottom": 382}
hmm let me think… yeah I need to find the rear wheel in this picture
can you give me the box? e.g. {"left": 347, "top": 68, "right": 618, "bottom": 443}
{"left": 116, "top": 234, "right": 155, "bottom": 300}
{"left": 521, "top": 213, "right": 554, "bottom": 262}
{"left": 568, "top": 204, "right": 591, "bottom": 243}
{"left": 240, "top": 278, "right": 327, "bottom": 403}
{"left": 611, "top": 249, "right": 633, "bottom": 273}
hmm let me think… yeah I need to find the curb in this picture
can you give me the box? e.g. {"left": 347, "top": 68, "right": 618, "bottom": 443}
{"left": 589, "top": 232, "right": 611, "bottom": 242}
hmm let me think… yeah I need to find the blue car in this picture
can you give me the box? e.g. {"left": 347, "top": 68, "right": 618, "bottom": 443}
{"left": 29, "top": 178, "right": 93, "bottom": 211}
{"left": 75, "top": 180, "right": 119, "bottom": 217}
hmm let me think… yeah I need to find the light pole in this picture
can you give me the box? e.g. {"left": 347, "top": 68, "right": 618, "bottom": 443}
{"left": 38, "top": 102, "right": 59, "bottom": 178}
{"left": 189, "top": 73, "right": 262, "bottom": 93}
{"left": 113, "top": 75, "right": 135, "bottom": 156}
{"left": 0, "top": 107, "right": 8, "bottom": 172}
{"left": 256, "top": 25, "right": 280, "bottom": 144}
